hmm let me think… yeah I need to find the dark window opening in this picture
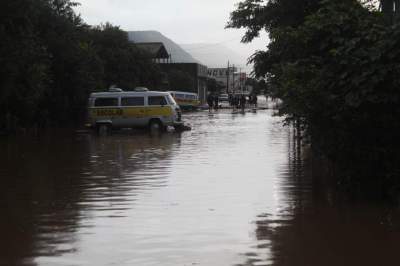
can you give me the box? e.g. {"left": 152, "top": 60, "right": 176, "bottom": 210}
{"left": 121, "top": 97, "right": 144, "bottom": 106}
{"left": 148, "top": 96, "right": 167, "bottom": 106}
{"left": 94, "top": 98, "right": 118, "bottom": 107}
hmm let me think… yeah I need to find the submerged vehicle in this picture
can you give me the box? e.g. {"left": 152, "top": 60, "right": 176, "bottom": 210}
{"left": 87, "top": 88, "right": 183, "bottom": 133}
{"left": 168, "top": 91, "right": 200, "bottom": 110}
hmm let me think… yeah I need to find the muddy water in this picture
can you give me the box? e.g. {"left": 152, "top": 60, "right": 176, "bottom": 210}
{"left": 0, "top": 109, "right": 399, "bottom": 266}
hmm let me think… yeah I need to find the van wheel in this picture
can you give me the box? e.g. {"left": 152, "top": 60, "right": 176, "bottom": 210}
{"left": 97, "top": 123, "right": 111, "bottom": 136}
{"left": 149, "top": 119, "right": 164, "bottom": 133}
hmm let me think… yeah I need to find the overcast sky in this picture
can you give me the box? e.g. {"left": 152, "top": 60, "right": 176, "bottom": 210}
{"left": 74, "top": 0, "right": 269, "bottom": 67}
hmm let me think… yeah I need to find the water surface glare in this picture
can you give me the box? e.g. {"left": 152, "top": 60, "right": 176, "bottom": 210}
{"left": 0, "top": 109, "right": 398, "bottom": 266}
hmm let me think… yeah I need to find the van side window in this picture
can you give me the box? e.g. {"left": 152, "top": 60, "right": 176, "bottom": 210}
{"left": 121, "top": 97, "right": 144, "bottom": 106}
{"left": 148, "top": 96, "right": 167, "bottom": 106}
{"left": 94, "top": 98, "right": 118, "bottom": 107}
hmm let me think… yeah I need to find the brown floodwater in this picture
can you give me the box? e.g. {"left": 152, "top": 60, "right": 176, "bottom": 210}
{"left": 0, "top": 107, "right": 399, "bottom": 266}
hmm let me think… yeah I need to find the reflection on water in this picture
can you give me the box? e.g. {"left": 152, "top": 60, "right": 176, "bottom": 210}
{"left": 0, "top": 132, "right": 180, "bottom": 266}
{"left": 239, "top": 128, "right": 400, "bottom": 266}
{"left": 0, "top": 110, "right": 399, "bottom": 266}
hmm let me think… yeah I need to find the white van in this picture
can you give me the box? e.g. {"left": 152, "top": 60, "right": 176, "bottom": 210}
{"left": 87, "top": 88, "right": 183, "bottom": 132}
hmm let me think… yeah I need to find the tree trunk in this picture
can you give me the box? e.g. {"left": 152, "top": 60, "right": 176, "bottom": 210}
{"left": 381, "top": 0, "right": 394, "bottom": 23}
{"left": 395, "top": 0, "right": 400, "bottom": 22}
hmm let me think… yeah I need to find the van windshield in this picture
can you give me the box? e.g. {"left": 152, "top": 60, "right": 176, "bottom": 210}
{"left": 166, "top": 94, "right": 177, "bottom": 105}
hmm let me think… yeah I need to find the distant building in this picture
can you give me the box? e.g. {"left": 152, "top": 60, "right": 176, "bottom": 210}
{"left": 128, "top": 31, "right": 200, "bottom": 64}
{"left": 208, "top": 67, "right": 249, "bottom": 94}
{"left": 129, "top": 32, "right": 209, "bottom": 103}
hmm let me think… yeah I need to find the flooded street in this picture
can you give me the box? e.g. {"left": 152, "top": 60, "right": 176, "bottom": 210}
{"left": 1, "top": 109, "right": 399, "bottom": 266}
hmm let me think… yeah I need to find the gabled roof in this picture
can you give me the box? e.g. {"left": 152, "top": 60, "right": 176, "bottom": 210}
{"left": 134, "top": 42, "right": 169, "bottom": 59}
{"left": 128, "top": 31, "right": 201, "bottom": 63}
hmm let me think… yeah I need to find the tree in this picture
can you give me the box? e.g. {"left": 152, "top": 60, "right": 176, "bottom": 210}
{"left": 228, "top": 0, "right": 400, "bottom": 193}
{"left": 206, "top": 78, "right": 225, "bottom": 94}
{"left": 245, "top": 78, "right": 267, "bottom": 95}
{"left": 0, "top": 0, "right": 163, "bottom": 130}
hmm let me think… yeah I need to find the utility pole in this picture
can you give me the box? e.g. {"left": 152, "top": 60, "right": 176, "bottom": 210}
{"left": 226, "top": 61, "right": 230, "bottom": 94}
{"left": 239, "top": 68, "right": 242, "bottom": 93}
{"left": 232, "top": 64, "right": 235, "bottom": 94}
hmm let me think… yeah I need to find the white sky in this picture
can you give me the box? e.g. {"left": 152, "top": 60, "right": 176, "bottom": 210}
{"left": 74, "top": 0, "right": 269, "bottom": 65}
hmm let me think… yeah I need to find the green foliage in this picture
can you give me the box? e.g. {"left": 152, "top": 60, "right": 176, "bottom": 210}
{"left": 229, "top": 0, "right": 400, "bottom": 191}
{"left": 0, "top": 0, "right": 50, "bottom": 126}
{"left": 227, "top": 0, "right": 321, "bottom": 42}
{"left": 88, "top": 23, "right": 163, "bottom": 91}
{"left": 0, "top": 0, "right": 163, "bottom": 130}
{"left": 245, "top": 78, "right": 267, "bottom": 95}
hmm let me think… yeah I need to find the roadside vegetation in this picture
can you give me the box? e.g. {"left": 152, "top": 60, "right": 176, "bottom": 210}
{"left": 228, "top": 0, "right": 400, "bottom": 197}
{"left": 0, "top": 0, "right": 163, "bottom": 131}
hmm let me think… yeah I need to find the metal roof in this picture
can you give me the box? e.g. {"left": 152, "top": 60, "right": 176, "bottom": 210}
{"left": 134, "top": 42, "right": 169, "bottom": 59}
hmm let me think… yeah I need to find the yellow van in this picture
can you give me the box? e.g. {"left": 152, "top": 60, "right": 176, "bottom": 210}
{"left": 88, "top": 88, "right": 183, "bottom": 133}
{"left": 168, "top": 91, "right": 200, "bottom": 110}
